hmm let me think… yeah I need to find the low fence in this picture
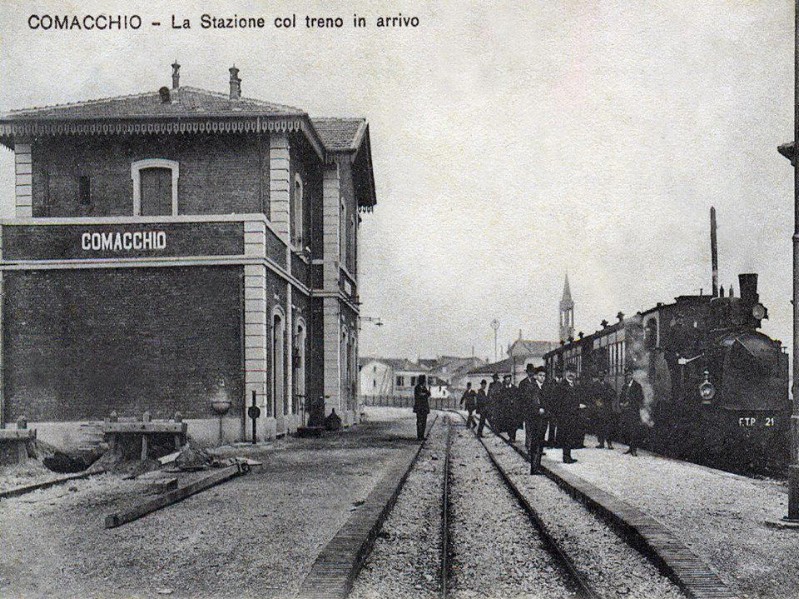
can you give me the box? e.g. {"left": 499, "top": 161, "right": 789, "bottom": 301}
{"left": 360, "top": 395, "right": 461, "bottom": 411}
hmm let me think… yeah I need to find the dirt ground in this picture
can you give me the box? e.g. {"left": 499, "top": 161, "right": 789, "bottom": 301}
{"left": 0, "top": 408, "right": 421, "bottom": 599}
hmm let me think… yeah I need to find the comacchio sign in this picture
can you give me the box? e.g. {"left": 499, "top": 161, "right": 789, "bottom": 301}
{"left": 0, "top": 222, "right": 245, "bottom": 260}
{"left": 81, "top": 231, "right": 166, "bottom": 251}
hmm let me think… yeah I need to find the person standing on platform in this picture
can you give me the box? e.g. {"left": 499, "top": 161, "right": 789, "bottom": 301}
{"left": 476, "top": 379, "right": 490, "bottom": 437}
{"left": 544, "top": 369, "right": 565, "bottom": 448}
{"left": 560, "top": 366, "right": 582, "bottom": 463}
{"left": 499, "top": 374, "right": 520, "bottom": 442}
{"left": 460, "top": 382, "right": 478, "bottom": 428}
{"left": 519, "top": 364, "right": 547, "bottom": 473}
{"left": 413, "top": 374, "right": 431, "bottom": 441}
{"left": 594, "top": 371, "right": 617, "bottom": 449}
{"left": 487, "top": 373, "right": 502, "bottom": 429}
{"left": 619, "top": 368, "right": 645, "bottom": 456}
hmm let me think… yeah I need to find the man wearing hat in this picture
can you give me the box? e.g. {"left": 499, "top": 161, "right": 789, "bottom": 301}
{"left": 593, "top": 371, "right": 618, "bottom": 449}
{"left": 486, "top": 373, "right": 502, "bottom": 429}
{"left": 476, "top": 379, "right": 490, "bottom": 437}
{"left": 543, "top": 368, "right": 564, "bottom": 448}
{"left": 559, "top": 365, "right": 582, "bottom": 463}
{"left": 619, "top": 368, "right": 645, "bottom": 456}
{"left": 519, "top": 364, "right": 547, "bottom": 473}
{"left": 413, "top": 374, "right": 431, "bottom": 441}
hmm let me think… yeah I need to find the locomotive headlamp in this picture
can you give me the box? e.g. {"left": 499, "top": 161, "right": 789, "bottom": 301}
{"left": 751, "top": 303, "right": 767, "bottom": 320}
{"left": 699, "top": 369, "right": 716, "bottom": 404}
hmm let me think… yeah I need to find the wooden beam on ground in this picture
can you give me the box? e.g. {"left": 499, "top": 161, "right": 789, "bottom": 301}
{"left": 104, "top": 462, "right": 248, "bottom": 529}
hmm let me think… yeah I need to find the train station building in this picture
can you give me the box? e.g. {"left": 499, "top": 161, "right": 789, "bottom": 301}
{"left": 0, "top": 63, "right": 376, "bottom": 448}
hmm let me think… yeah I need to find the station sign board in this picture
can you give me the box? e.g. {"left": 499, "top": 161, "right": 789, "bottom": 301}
{"left": 2, "top": 221, "right": 245, "bottom": 260}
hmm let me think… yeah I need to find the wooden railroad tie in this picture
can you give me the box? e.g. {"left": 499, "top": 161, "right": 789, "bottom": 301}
{"left": 104, "top": 461, "right": 249, "bottom": 529}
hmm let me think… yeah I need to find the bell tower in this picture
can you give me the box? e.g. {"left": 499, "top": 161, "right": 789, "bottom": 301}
{"left": 559, "top": 273, "right": 574, "bottom": 342}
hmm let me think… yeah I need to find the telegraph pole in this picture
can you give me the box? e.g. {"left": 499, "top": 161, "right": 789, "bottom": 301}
{"left": 791, "top": 0, "right": 799, "bottom": 522}
{"left": 777, "top": 1, "right": 799, "bottom": 525}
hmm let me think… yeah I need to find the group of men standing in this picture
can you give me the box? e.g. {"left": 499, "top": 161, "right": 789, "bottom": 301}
{"left": 454, "top": 364, "right": 647, "bottom": 473}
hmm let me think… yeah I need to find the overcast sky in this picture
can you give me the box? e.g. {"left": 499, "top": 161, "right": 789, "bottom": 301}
{"left": 0, "top": 1, "right": 794, "bottom": 363}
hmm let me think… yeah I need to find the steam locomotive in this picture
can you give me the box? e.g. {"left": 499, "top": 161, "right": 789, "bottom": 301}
{"left": 543, "top": 273, "right": 790, "bottom": 473}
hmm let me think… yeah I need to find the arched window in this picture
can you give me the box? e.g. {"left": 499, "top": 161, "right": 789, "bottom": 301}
{"left": 294, "top": 318, "right": 307, "bottom": 415}
{"left": 271, "top": 307, "right": 286, "bottom": 418}
{"left": 292, "top": 174, "right": 304, "bottom": 248}
{"left": 131, "top": 159, "right": 179, "bottom": 216}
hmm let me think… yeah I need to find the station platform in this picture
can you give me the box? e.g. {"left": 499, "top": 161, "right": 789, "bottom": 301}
{"left": 518, "top": 433, "right": 798, "bottom": 599}
{"left": 0, "top": 407, "right": 425, "bottom": 599}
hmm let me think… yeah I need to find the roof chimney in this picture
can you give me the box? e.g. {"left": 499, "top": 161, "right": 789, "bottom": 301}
{"left": 229, "top": 66, "right": 241, "bottom": 100}
{"left": 171, "top": 61, "right": 180, "bottom": 89}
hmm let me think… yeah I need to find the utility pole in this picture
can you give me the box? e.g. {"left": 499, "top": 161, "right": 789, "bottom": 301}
{"left": 776, "top": 1, "right": 799, "bottom": 525}
{"left": 490, "top": 319, "right": 500, "bottom": 362}
{"left": 792, "top": 0, "right": 799, "bottom": 523}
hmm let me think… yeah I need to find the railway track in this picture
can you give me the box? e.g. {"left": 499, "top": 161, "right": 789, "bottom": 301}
{"left": 438, "top": 414, "right": 591, "bottom": 599}
{"left": 351, "top": 411, "right": 688, "bottom": 599}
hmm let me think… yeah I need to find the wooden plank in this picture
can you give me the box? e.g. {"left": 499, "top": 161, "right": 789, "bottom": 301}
{"left": 0, "top": 469, "right": 104, "bottom": 500}
{"left": 104, "top": 463, "right": 246, "bottom": 529}
{"left": 102, "top": 422, "right": 187, "bottom": 434}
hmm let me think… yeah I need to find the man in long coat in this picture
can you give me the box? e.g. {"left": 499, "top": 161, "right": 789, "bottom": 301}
{"left": 559, "top": 366, "right": 582, "bottom": 463}
{"left": 460, "top": 382, "right": 478, "bottom": 428}
{"left": 518, "top": 364, "right": 547, "bottom": 473}
{"left": 413, "top": 374, "right": 431, "bottom": 441}
{"left": 592, "top": 371, "right": 618, "bottom": 449}
{"left": 543, "top": 369, "right": 565, "bottom": 447}
{"left": 619, "top": 368, "right": 645, "bottom": 456}
{"left": 476, "top": 379, "right": 490, "bottom": 437}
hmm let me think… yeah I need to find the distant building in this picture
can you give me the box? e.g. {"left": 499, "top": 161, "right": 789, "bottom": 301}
{"left": 508, "top": 336, "right": 558, "bottom": 382}
{"left": 359, "top": 358, "right": 427, "bottom": 398}
{"left": 463, "top": 357, "right": 515, "bottom": 390}
{"left": 358, "top": 355, "right": 484, "bottom": 399}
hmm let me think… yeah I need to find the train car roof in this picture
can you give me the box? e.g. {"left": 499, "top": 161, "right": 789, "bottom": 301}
{"left": 544, "top": 294, "right": 714, "bottom": 360}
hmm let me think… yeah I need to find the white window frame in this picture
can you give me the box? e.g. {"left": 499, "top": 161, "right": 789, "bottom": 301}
{"left": 131, "top": 159, "right": 180, "bottom": 216}
{"left": 271, "top": 306, "right": 286, "bottom": 417}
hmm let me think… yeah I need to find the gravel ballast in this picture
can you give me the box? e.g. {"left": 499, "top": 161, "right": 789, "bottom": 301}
{"left": 537, "top": 436, "right": 799, "bottom": 599}
{"left": 448, "top": 420, "right": 578, "bottom": 599}
{"left": 479, "top": 433, "right": 687, "bottom": 599}
{"left": 349, "top": 417, "right": 446, "bottom": 599}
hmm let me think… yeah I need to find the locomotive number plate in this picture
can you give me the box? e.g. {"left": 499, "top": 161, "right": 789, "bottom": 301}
{"left": 738, "top": 417, "right": 776, "bottom": 428}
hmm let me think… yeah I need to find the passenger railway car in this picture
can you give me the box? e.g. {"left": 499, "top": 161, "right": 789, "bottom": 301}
{"left": 543, "top": 273, "right": 790, "bottom": 473}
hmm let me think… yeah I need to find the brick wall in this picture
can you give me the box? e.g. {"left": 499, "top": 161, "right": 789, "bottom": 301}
{"left": 3, "top": 266, "right": 244, "bottom": 422}
{"left": 31, "top": 133, "right": 271, "bottom": 217}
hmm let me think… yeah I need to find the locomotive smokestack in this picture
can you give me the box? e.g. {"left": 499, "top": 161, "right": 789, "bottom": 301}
{"left": 711, "top": 207, "right": 719, "bottom": 298}
{"left": 739, "top": 273, "right": 758, "bottom": 306}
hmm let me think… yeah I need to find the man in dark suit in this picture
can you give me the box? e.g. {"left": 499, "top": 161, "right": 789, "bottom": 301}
{"left": 476, "top": 379, "right": 490, "bottom": 437}
{"left": 560, "top": 366, "right": 582, "bottom": 463}
{"left": 460, "top": 382, "right": 478, "bottom": 428}
{"left": 619, "top": 368, "right": 645, "bottom": 455}
{"left": 497, "top": 374, "right": 519, "bottom": 441}
{"left": 544, "top": 369, "right": 565, "bottom": 448}
{"left": 519, "top": 364, "right": 547, "bottom": 473}
{"left": 413, "top": 374, "right": 431, "bottom": 441}
{"left": 593, "top": 371, "right": 617, "bottom": 449}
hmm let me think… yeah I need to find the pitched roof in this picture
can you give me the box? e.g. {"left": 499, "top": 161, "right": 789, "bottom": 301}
{"left": 466, "top": 357, "right": 515, "bottom": 376}
{"left": 509, "top": 339, "right": 558, "bottom": 357}
{"left": 0, "top": 87, "right": 305, "bottom": 120}
{"left": 362, "top": 358, "right": 424, "bottom": 372}
{"left": 311, "top": 118, "right": 368, "bottom": 152}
